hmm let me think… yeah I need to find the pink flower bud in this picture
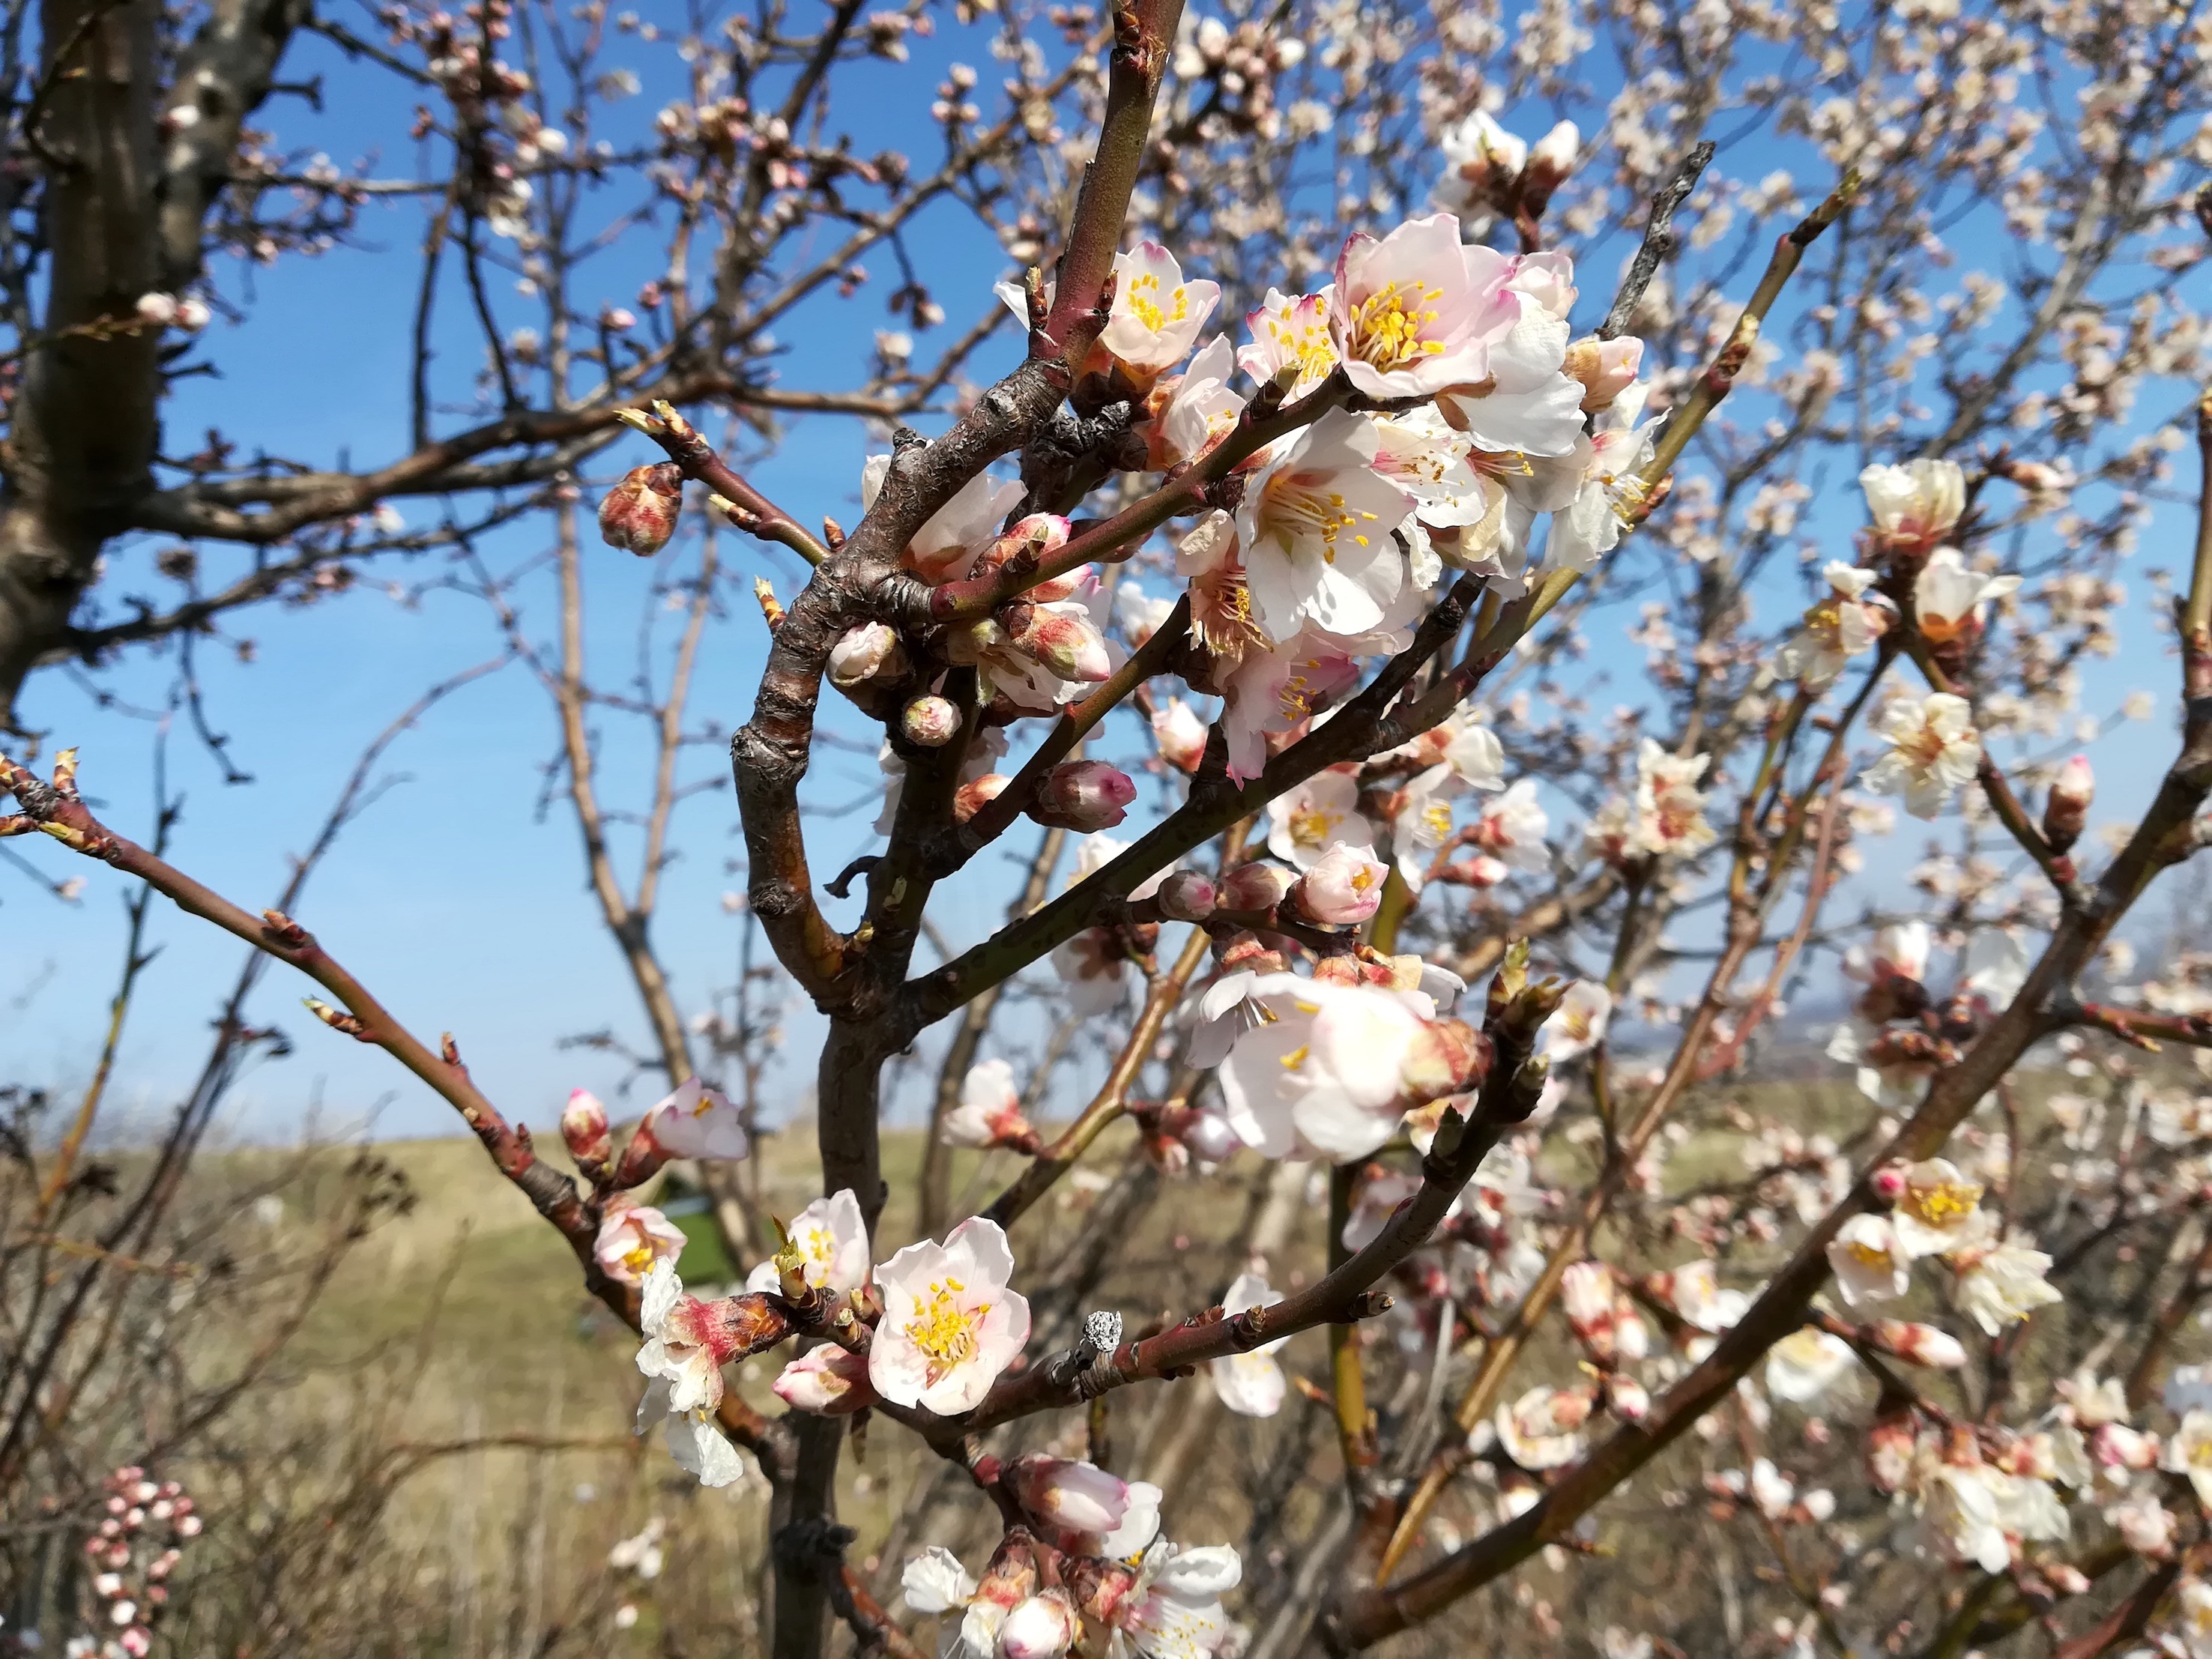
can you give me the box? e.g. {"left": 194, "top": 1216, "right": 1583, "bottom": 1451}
{"left": 2094, "top": 1422, "right": 2160, "bottom": 1470}
{"left": 1005, "top": 604, "right": 1112, "bottom": 683}
{"left": 1151, "top": 698, "right": 1210, "bottom": 773}
{"left": 598, "top": 463, "right": 683, "bottom": 556}
{"left": 997, "top": 1590, "right": 1079, "bottom": 1659}
{"left": 1030, "top": 761, "right": 1137, "bottom": 830}
{"left": 610, "top": 1114, "right": 672, "bottom": 1188}
{"left": 1008, "top": 1454, "right": 1131, "bottom": 1535}
{"left": 121, "top": 1627, "right": 152, "bottom": 1658}
{"left": 901, "top": 694, "right": 961, "bottom": 747}
{"left": 136, "top": 291, "right": 178, "bottom": 326}
{"left": 1218, "top": 861, "right": 1298, "bottom": 913}
{"left": 827, "top": 622, "right": 907, "bottom": 690}
{"left": 1603, "top": 1372, "right": 1649, "bottom": 1421}
{"left": 2043, "top": 754, "right": 2093, "bottom": 853}
{"left": 772, "top": 1344, "right": 876, "bottom": 1415}
{"left": 1564, "top": 335, "right": 1643, "bottom": 413}
{"left": 1294, "top": 843, "right": 1390, "bottom": 924}
{"left": 1154, "top": 870, "right": 1217, "bottom": 921}
{"left": 562, "top": 1088, "right": 612, "bottom": 1169}
{"left": 1873, "top": 1320, "right": 1967, "bottom": 1369}
{"left": 954, "top": 773, "right": 1010, "bottom": 824}
{"left": 1870, "top": 1163, "right": 1909, "bottom": 1203}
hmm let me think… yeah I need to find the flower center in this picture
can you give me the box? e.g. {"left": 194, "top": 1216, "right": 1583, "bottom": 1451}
{"left": 906, "top": 1278, "right": 988, "bottom": 1379}
{"left": 1262, "top": 474, "right": 1379, "bottom": 563}
{"left": 1347, "top": 281, "right": 1447, "bottom": 371}
{"left": 1906, "top": 1180, "right": 1980, "bottom": 1225}
{"left": 1289, "top": 806, "right": 1335, "bottom": 847}
{"left": 1125, "top": 272, "right": 1188, "bottom": 336}
{"left": 1847, "top": 1242, "right": 1892, "bottom": 1268}
{"left": 621, "top": 1240, "right": 657, "bottom": 1275}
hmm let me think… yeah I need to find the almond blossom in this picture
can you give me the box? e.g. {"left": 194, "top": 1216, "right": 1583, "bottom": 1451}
{"left": 861, "top": 453, "right": 1024, "bottom": 583}
{"left": 1915, "top": 546, "right": 2021, "bottom": 646}
{"left": 633, "top": 1262, "right": 746, "bottom": 1487}
{"left": 1538, "top": 384, "right": 1660, "bottom": 576}
{"left": 1329, "top": 214, "right": 1516, "bottom": 399}
{"left": 1209, "top": 1271, "right": 1288, "bottom": 1416}
{"left": 1946, "top": 1212, "right": 2062, "bottom": 1335}
{"left": 1862, "top": 692, "right": 1982, "bottom": 819}
{"left": 1472, "top": 777, "right": 1550, "bottom": 871}
{"left": 1888, "top": 1158, "right": 1985, "bottom": 1260}
{"left": 1774, "top": 562, "right": 1892, "bottom": 686}
{"left": 1215, "top": 627, "right": 1362, "bottom": 783}
{"left": 1237, "top": 287, "right": 1336, "bottom": 396}
{"left": 743, "top": 1188, "right": 868, "bottom": 1296}
{"left": 1235, "top": 408, "right": 1415, "bottom": 641}
{"left": 944, "top": 1058, "right": 1039, "bottom": 1150}
{"left": 772, "top": 1343, "right": 875, "bottom": 1415}
{"left": 1263, "top": 767, "right": 1374, "bottom": 868}
{"left": 1541, "top": 979, "right": 1612, "bottom": 1064}
{"left": 1293, "top": 841, "right": 1389, "bottom": 923}
{"left": 1765, "top": 1328, "right": 1856, "bottom": 1402}
{"left": 1100, "top": 244, "right": 1221, "bottom": 378}
{"left": 594, "top": 1197, "right": 688, "bottom": 1287}
{"left": 641, "top": 1077, "right": 749, "bottom": 1161}
{"left": 1827, "top": 1214, "right": 1911, "bottom": 1305}
{"left": 1113, "top": 1541, "right": 1245, "bottom": 1659}
{"left": 1860, "top": 457, "right": 1965, "bottom": 557}
{"left": 1152, "top": 336, "right": 1246, "bottom": 466}
{"left": 1385, "top": 764, "right": 1466, "bottom": 892}
{"left": 1215, "top": 974, "right": 1437, "bottom": 1159}
{"left": 870, "top": 1218, "right": 1030, "bottom": 1414}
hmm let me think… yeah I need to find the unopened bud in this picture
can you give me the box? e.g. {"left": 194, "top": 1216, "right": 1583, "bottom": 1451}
{"left": 2093, "top": 1421, "right": 2160, "bottom": 1470}
{"left": 561, "top": 1088, "right": 612, "bottom": 1170}
{"left": 1294, "top": 843, "right": 1389, "bottom": 924}
{"left": 1006, "top": 1454, "right": 1131, "bottom": 1534}
{"left": 954, "top": 773, "right": 1010, "bottom": 824}
{"left": 998, "top": 1590, "right": 1079, "bottom": 1659}
{"left": 1563, "top": 335, "right": 1643, "bottom": 413}
{"left": 1182, "top": 1109, "right": 1240, "bottom": 1164}
{"left": 1870, "top": 1162, "right": 1909, "bottom": 1203}
{"left": 901, "top": 694, "right": 961, "bottom": 747}
{"left": 1603, "top": 1371, "right": 1649, "bottom": 1421}
{"left": 1219, "top": 861, "right": 1297, "bottom": 913}
{"left": 1004, "top": 604, "right": 1112, "bottom": 683}
{"left": 1030, "top": 761, "right": 1137, "bottom": 830}
{"left": 1871, "top": 1320, "right": 1968, "bottom": 1370}
{"left": 303, "top": 997, "right": 372, "bottom": 1042}
{"left": 610, "top": 1116, "right": 671, "bottom": 1188}
{"left": 1153, "top": 869, "right": 1218, "bottom": 921}
{"left": 2043, "top": 754, "right": 2093, "bottom": 853}
{"left": 827, "top": 622, "right": 907, "bottom": 691}
{"left": 598, "top": 463, "right": 683, "bottom": 556}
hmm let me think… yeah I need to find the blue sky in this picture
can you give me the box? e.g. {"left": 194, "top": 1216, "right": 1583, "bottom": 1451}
{"left": 4, "top": 12, "right": 2199, "bottom": 1152}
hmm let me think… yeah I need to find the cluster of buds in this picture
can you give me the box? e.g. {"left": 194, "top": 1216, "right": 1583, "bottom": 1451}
{"left": 560, "top": 1082, "right": 751, "bottom": 1290}
{"left": 1434, "top": 111, "right": 1580, "bottom": 235}
{"left": 79, "top": 1466, "right": 199, "bottom": 1657}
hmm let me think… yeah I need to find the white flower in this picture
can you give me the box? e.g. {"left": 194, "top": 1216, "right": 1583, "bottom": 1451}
{"left": 1155, "top": 336, "right": 1246, "bottom": 465}
{"left": 1664, "top": 1260, "right": 1748, "bottom": 1335}
{"left": 1368, "top": 406, "right": 1490, "bottom": 534}
{"left": 632, "top": 1263, "right": 746, "bottom": 1487}
{"left": 870, "top": 1218, "right": 1031, "bottom": 1414}
{"left": 1215, "top": 976, "right": 1430, "bottom": 1160}
{"left": 1947, "top": 1216, "right": 2061, "bottom": 1336}
{"left": 594, "top": 1200, "right": 688, "bottom": 1287}
{"left": 1265, "top": 767, "right": 1377, "bottom": 869}
{"left": 1495, "top": 1385, "right": 1592, "bottom": 1471}
{"left": 942, "top": 1058, "right": 1038, "bottom": 1149}
{"left": 1918, "top": 1464, "right": 2011, "bottom": 1572}
{"left": 1236, "top": 409, "right": 1415, "bottom": 642}
{"left": 902, "top": 1545, "right": 979, "bottom": 1615}
{"left": 635, "top": 1260, "right": 725, "bottom": 1416}
{"left": 1116, "top": 1541, "right": 1244, "bottom": 1659}
{"left": 1102, "top": 242, "right": 1221, "bottom": 375}
{"left": 1541, "top": 388, "right": 1660, "bottom": 575}
{"left": 1052, "top": 930, "right": 1128, "bottom": 1014}
{"left": 1827, "top": 1213, "right": 1910, "bottom": 1305}
{"left": 1436, "top": 270, "right": 1586, "bottom": 459}
{"left": 1861, "top": 692, "right": 1981, "bottom": 820}
{"left": 1915, "top": 546, "right": 2020, "bottom": 646}
{"left": 1860, "top": 458, "right": 1965, "bottom": 553}
{"left": 1774, "top": 562, "right": 1891, "bottom": 686}
{"left": 1099, "top": 1481, "right": 1164, "bottom": 1559}
{"left": 1541, "top": 980, "right": 1612, "bottom": 1064}
{"left": 1294, "top": 841, "right": 1391, "bottom": 924}
{"left": 642, "top": 1078, "right": 749, "bottom": 1161}
{"left": 1237, "top": 288, "right": 1337, "bottom": 397}
{"left": 1209, "top": 1271, "right": 1289, "bottom": 1416}
{"left": 1473, "top": 777, "right": 1549, "bottom": 871}
{"left": 743, "top": 1188, "right": 869, "bottom": 1296}
{"left": 1387, "top": 764, "right": 1466, "bottom": 892}
{"left": 1749, "top": 1457, "right": 1796, "bottom": 1519}
{"left": 1765, "top": 1329, "right": 1855, "bottom": 1403}
{"left": 1329, "top": 213, "right": 1518, "bottom": 400}
{"left": 2169, "top": 1412, "right": 2212, "bottom": 1507}
{"left": 1888, "top": 1158, "right": 1986, "bottom": 1260}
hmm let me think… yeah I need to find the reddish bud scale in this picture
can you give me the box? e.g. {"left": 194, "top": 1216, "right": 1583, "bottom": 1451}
{"left": 598, "top": 464, "right": 683, "bottom": 556}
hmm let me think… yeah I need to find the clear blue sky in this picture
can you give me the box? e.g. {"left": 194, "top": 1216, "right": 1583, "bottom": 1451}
{"left": 3, "top": 17, "right": 2195, "bottom": 1152}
